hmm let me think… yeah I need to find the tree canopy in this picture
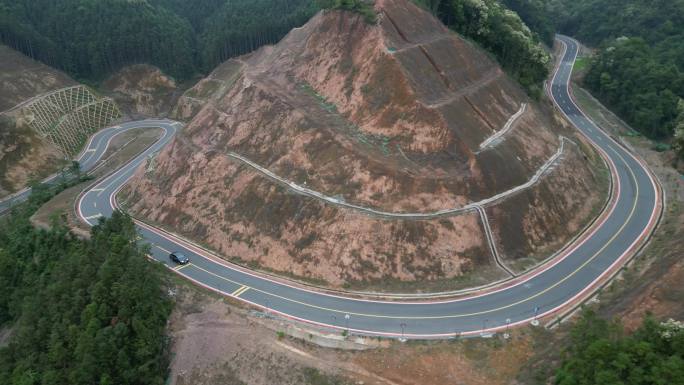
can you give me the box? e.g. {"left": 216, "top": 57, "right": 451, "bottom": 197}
{"left": 583, "top": 38, "right": 683, "bottom": 139}
{"left": 555, "top": 310, "right": 684, "bottom": 385}
{"left": 0, "top": 0, "right": 317, "bottom": 80}
{"left": 0, "top": 187, "right": 172, "bottom": 385}
{"left": 554, "top": 0, "right": 684, "bottom": 145}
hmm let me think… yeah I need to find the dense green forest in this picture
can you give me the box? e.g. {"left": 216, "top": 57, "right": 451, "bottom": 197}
{"left": 0, "top": 0, "right": 317, "bottom": 80}
{"left": 0, "top": 0, "right": 196, "bottom": 80}
{"left": 554, "top": 310, "right": 684, "bottom": 385}
{"left": 500, "top": 0, "right": 554, "bottom": 45}
{"left": 675, "top": 103, "right": 684, "bottom": 161}
{"left": 0, "top": 183, "right": 172, "bottom": 385}
{"left": 583, "top": 38, "right": 683, "bottom": 139}
{"left": 413, "top": 0, "right": 551, "bottom": 98}
{"left": 554, "top": 0, "right": 684, "bottom": 149}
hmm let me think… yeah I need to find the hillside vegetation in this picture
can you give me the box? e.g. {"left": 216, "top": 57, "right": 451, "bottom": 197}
{"left": 0, "top": 0, "right": 317, "bottom": 80}
{"left": 553, "top": 0, "right": 684, "bottom": 157}
{"left": 0, "top": 188, "right": 172, "bottom": 385}
{"left": 0, "top": 0, "right": 196, "bottom": 80}
{"left": 554, "top": 310, "right": 684, "bottom": 385}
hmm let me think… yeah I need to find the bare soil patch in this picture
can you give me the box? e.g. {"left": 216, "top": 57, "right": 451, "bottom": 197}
{"left": 101, "top": 64, "right": 189, "bottom": 119}
{"left": 166, "top": 273, "right": 542, "bottom": 385}
{"left": 0, "top": 116, "right": 65, "bottom": 198}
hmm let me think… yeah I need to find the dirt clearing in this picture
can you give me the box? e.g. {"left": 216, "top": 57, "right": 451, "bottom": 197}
{"left": 166, "top": 274, "right": 541, "bottom": 385}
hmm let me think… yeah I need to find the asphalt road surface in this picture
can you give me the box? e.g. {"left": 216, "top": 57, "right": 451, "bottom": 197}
{"left": 0, "top": 120, "right": 177, "bottom": 214}
{"left": 6, "top": 36, "right": 663, "bottom": 338}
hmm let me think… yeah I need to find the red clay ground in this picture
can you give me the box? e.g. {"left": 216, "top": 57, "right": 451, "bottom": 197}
{"left": 123, "top": 0, "right": 606, "bottom": 288}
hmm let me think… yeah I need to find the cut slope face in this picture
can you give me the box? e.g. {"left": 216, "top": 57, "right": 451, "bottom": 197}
{"left": 102, "top": 64, "right": 180, "bottom": 118}
{"left": 124, "top": 0, "right": 605, "bottom": 286}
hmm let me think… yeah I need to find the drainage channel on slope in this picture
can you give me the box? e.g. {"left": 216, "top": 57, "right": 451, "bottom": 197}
{"left": 476, "top": 205, "right": 516, "bottom": 277}
{"left": 477, "top": 103, "right": 527, "bottom": 152}
{"left": 213, "top": 136, "right": 570, "bottom": 220}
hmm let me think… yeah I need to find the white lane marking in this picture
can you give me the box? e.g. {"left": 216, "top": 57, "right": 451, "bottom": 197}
{"left": 84, "top": 214, "right": 103, "bottom": 220}
{"left": 154, "top": 244, "right": 172, "bottom": 254}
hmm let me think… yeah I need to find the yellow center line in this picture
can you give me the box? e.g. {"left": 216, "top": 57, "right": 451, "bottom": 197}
{"left": 174, "top": 263, "right": 191, "bottom": 271}
{"left": 181, "top": 147, "right": 646, "bottom": 320}
{"left": 231, "top": 285, "right": 250, "bottom": 297}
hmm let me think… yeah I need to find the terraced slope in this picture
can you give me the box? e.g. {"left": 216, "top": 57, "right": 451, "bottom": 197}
{"left": 123, "top": 0, "right": 607, "bottom": 287}
{"left": 23, "top": 86, "right": 121, "bottom": 157}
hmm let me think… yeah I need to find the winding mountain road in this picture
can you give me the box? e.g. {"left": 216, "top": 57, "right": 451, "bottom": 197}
{"left": 0, "top": 121, "right": 173, "bottom": 213}
{"left": 3, "top": 36, "right": 662, "bottom": 338}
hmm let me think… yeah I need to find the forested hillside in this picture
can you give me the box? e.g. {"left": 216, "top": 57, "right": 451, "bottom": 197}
{"left": 0, "top": 0, "right": 317, "bottom": 80}
{"left": 500, "top": 0, "right": 554, "bottom": 45}
{"left": 0, "top": 185, "right": 172, "bottom": 385}
{"left": 555, "top": 310, "right": 684, "bottom": 385}
{"left": 554, "top": 0, "right": 684, "bottom": 151}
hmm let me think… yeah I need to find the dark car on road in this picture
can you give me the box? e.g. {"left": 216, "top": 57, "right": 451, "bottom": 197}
{"left": 169, "top": 252, "right": 190, "bottom": 265}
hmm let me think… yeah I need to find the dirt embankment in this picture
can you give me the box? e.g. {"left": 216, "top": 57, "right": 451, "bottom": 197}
{"left": 167, "top": 278, "right": 538, "bottom": 385}
{"left": 0, "top": 45, "right": 76, "bottom": 197}
{"left": 102, "top": 64, "right": 182, "bottom": 118}
{"left": 124, "top": 0, "right": 605, "bottom": 287}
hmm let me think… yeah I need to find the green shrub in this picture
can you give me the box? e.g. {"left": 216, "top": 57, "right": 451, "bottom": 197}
{"left": 554, "top": 310, "right": 684, "bottom": 385}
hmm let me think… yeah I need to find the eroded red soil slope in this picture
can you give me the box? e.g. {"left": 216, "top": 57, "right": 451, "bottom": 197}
{"left": 123, "top": 0, "right": 604, "bottom": 286}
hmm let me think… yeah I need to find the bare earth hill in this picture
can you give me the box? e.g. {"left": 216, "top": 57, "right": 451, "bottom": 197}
{"left": 123, "top": 0, "right": 606, "bottom": 287}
